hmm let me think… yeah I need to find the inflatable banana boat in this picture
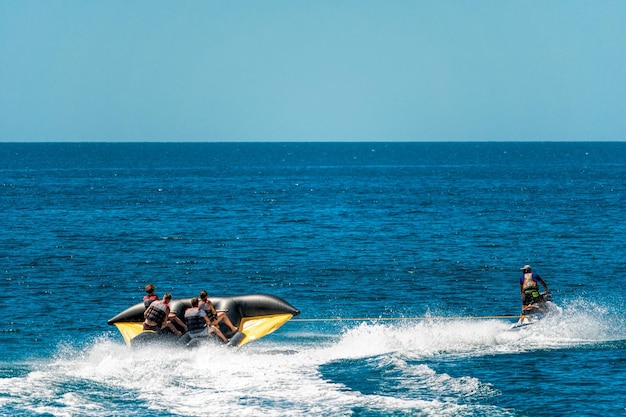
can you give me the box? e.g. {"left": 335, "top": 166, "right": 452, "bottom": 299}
{"left": 108, "top": 293, "right": 300, "bottom": 348}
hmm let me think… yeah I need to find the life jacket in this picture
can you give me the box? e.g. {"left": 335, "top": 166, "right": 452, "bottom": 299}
{"left": 144, "top": 301, "right": 167, "bottom": 325}
{"left": 521, "top": 272, "right": 543, "bottom": 306}
{"left": 522, "top": 272, "right": 539, "bottom": 291}
{"left": 199, "top": 299, "right": 218, "bottom": 322}
{"left": 143, "top": 294, "right": 159, "bottom": 308}
{"left": 185, "top": 307, "right": 206, "bottom": 333}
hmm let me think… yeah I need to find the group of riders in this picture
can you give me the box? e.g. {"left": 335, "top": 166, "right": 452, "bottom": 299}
{"left": 142, "top": 284, "right": 238, "bottom": 343}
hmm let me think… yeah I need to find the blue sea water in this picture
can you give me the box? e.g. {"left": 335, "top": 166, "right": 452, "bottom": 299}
{"left": 1, "top": 142, "right": 625, "bottom": 416}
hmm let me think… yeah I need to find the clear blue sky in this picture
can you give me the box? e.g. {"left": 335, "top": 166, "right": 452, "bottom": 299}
{"left": 1, "top": 1, "right": 625, "bottom": 142}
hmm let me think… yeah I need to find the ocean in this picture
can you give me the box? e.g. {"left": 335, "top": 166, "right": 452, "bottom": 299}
{"left": 1, "top": 142, "right": 625, "bottom": 416}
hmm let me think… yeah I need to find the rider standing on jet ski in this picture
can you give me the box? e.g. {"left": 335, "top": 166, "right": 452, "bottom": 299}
{"left": 520, "top": 265, "right": 550, "bottom": 307}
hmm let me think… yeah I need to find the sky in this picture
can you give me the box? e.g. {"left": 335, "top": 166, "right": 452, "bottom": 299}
{"left": 1, "top": 1, "right": 625, "bottom": 142}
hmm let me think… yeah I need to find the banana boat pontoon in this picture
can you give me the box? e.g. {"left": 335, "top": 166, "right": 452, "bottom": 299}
{"left": 108, "top": 293, "right": 300, "bottom": 348}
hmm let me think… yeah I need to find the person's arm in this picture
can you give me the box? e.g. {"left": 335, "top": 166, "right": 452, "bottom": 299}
{"left": 199, "top": 310, "right": 210, "bottom": 327}
{"left": 536, "top": 275, "right": 549, "bottom": 292}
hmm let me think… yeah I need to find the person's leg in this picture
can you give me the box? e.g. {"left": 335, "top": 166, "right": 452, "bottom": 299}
{"left": 209, "top": 325, "right": 229, "bottom": 342}
{"left": 162, "top": 320, "right": 182, "bottom": 337}
{"left": 170, "top": 315, "right": 188, "bottom": 332}
{"left": 216, "top": 312, "right": 238, "bottom": 332}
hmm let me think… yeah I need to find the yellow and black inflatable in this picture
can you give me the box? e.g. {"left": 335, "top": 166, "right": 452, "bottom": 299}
{"left": 108, "top": 293, "right": 299, "bottom": 348}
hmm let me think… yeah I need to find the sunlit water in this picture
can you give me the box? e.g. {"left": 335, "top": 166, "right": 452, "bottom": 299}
{"left": 1, "top": 142, "right": 625, "bottom": 416}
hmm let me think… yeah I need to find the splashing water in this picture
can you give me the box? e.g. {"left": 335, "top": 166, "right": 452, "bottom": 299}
{"left": 2, "top": 298, "right": 622, "bottom": 416}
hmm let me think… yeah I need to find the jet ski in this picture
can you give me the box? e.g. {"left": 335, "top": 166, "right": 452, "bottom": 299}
{"left": 108, "top": 293, "right": 300, "bottom": 347}
{"left": 510, "top": 292, "right": 559, "bottom": 330}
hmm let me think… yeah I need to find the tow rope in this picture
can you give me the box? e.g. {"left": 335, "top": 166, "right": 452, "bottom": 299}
{"left": 291, "top": 315, "right": 518, "bottom": 322}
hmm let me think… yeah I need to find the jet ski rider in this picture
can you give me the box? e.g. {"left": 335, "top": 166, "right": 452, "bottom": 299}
{"left": 519, "top": 265, "right": 550, "bottom": 306}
